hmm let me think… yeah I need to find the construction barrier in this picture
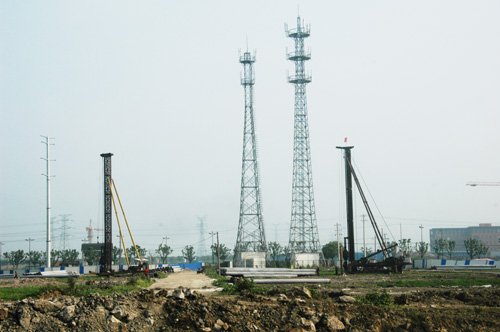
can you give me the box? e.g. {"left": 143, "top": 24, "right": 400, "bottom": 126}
{"left": 412, "top": 259, "right": 498, "bottom": 269}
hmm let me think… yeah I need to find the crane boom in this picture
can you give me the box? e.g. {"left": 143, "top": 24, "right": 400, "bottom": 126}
{"left": 467, "top": 181, "right": 500, "bottom": 187}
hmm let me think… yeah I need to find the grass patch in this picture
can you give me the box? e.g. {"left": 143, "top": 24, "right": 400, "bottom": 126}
{"left": 154, "top": 271, "right": 168, "bottom": 279}
{"left": 358, "top": 289, "right": 393, "bottom": 306}
{"left": 376, "top": 278, "right": 500, "bottom": 288}
{"left": 0, "top": 285, "right": 57, "bottom": 301}
{"left": 0, "top": 275, "right": 154, "bottom": 301}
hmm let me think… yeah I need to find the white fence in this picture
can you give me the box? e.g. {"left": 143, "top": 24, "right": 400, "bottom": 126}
{"left": 413, "top": 259, "right": 498, "bottom": 269}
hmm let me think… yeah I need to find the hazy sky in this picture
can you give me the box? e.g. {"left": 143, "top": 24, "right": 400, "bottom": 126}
{"left": 1, "top": 1, "right": 499, "bottom": 257}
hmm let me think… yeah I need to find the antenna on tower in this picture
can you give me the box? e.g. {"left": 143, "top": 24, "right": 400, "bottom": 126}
{"left": 285, "top": 16, "right": 322, "bottom": 267}
{"left": 234, "top": 45, "right": 268, "bottom": 268}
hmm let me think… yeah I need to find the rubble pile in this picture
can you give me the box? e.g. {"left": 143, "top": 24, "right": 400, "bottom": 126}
{"left": 1, "top": 286, "right": 500, "bottom": 331}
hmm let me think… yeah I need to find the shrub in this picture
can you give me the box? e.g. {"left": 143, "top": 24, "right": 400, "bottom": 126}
{"left": 359, "top": 289, "right": 393, "bottom": 306}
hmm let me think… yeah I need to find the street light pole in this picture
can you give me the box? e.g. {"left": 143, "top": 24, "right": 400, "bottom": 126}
{"left": 25, "top": 238, "right": 34, "bottom": 270}
{"left": 419, "top": 225, "right": 424, "bottom": 243}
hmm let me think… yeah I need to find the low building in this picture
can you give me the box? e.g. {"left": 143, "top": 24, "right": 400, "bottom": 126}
{"left": 430, "top": 223, "right": 500, "bottom": 253}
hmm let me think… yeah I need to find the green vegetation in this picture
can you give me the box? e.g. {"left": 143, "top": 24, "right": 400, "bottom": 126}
{"left": 376, "top": 278, "right": 500, "bottom": 288}
{"left": 205, "top": 266, "right": 268, "bottom": 295}
{"left": 358, "top": 289, "right": 393, "bottom": 306}
{"left": 0, "top": 275, "right": 154, "bottom": 301}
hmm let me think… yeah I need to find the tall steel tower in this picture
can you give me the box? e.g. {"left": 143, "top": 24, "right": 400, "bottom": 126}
{"left": 197, "top": 215, "right": 207, "bottom": 257}
{"left": 100, "top": 153, "right": 113, "bottom": 273}
{"left": 234, "top": 49, "right": 268, "bottom": 267}
{"left": 286, "top": 17, "right": 321, "bottom": 257}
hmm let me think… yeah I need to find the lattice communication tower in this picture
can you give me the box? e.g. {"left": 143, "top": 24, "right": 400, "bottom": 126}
{"left": 234, "top": 49, "right": 268, "bottom": 266}
{"left": 286, "top": 17, "right": 321, "bottom": 254}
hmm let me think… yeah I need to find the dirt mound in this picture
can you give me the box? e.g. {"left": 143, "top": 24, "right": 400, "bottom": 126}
{"left": 1, "top": 286, "right": 500, "bottom": 331}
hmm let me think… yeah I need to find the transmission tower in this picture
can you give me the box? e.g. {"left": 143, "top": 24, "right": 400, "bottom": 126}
{"left": 286, "top": 17, "right": 322, "bottom": 258}
{"left": 58, "top": 214, "right": 72, "bottom": 250}
{"left": 234, "top": 48, "right": 267, "bottom": 267}
{"left": 197, "top": 215, "right": 207, "bottom": 257}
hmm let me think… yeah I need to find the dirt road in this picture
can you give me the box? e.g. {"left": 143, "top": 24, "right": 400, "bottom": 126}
{"left": 148, "top": 270, "right": 221, "bottom": 293}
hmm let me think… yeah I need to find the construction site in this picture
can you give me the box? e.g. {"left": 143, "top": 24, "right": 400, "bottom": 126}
{"left": 0, "top": 6, "right": 500, "bottom": 332}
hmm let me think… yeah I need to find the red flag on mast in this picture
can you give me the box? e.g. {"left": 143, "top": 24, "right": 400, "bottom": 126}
{"left": 344, "top": 137, "right": 347, "bottom": 143}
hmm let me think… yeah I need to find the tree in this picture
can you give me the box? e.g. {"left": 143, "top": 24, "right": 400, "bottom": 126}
{"left": 283, "top": 246, "right": 292, "bottom": 267}
{"left": 10, "top": 250, "right": 26, "bottom": 269}
{"left": 3, "top": 252, "right": 13, "bottom": 269}
{"left": 112, "top": 246, "right": 122, "bottom": 265}
{"left": 219, "top": 244, "right": 231, "bottom": 261}
{"left": 127, "top": 245, "right": 147, "bottom": 261}
{"left": 31, "top": 251, "right": 44, "bottom": 268}
{"left": 416, "top": 242, "right": 428, "bottom": 259}
{"left": 268, "top": 242, "right": 283, "bottom": 267}
{"left": 446, "top": 240, "right": 456, "bottom": 259}
{"left": 478, "top": 241, "right": 489, "bottom": 258}
{"left": 387, "top": 241, "right": 398, "bottom": 256}
{"left": 210, "top": 244, "right": 231, "bottom": 262}
{"left": 83, "top": 248, "right": 99, "bottom": 265}
{"left": 60, "top": 249, "right": 79, "bottom": 266}
{"left": 322, "top": 241, "right": 342, "bottom": 260}
{"left": 182, "top": 245, "right": 196, "bottom": 263}
{"left": 360, "top": 247, "right": 373, "bottom": 255}
{"left": 433, "top": 239, "right": 447, "bottom": 259}
{"left": 156, "top": 244, "right": 173, "bottom": 264}
{"left": 464, "top": 238, "right": 480, "bottom": 259}
{"left": 47, "top": 249, "right": 62, "bottom": 266}
{"left": 398, "top": 239, "right": 412, "bottom": 257}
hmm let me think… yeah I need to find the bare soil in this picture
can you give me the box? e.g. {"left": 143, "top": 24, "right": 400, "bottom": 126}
{"left": 148, "top": 270, "right": 220, "bottom": 293}
{"left": 0, "top": 270, "right": 499, "bottom": 331}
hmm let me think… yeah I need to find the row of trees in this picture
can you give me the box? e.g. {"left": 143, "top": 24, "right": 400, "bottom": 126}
{"left": 2, "top": 249, "right": 80, "bottom": 269}
{"left": 321, "top": 237, "right": 492, "bottom": 261}
{"left": 432, "top": 238, "right": 489, "bottom": 260}
{"left": 2, "top": 237, "right": 493, "bottom": 269}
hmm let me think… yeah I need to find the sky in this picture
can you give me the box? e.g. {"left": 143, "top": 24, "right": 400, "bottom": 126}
{"left": 1, "top": 1, "right": 500, "bottom": 257}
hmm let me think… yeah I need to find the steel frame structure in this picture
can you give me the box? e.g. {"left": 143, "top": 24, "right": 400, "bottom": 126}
{"left": 286, "top": 17, "right": 321, "bottom": 254}
{"left": 234, "top": 50, "right": 267, "bottom": 267}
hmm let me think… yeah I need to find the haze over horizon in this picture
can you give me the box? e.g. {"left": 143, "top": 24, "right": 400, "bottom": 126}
{"left": 1, "top": 1, "right": 499, "bottom": 257}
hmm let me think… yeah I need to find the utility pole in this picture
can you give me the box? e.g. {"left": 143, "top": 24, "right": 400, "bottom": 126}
{"left": 419, "top": 225, "right": 424, "bottom": 243}
{"left": 216, "top": 232, "right": 221, "bottom": 275}
{"left": 335, "top": 223, "right": 342, "bottom": 273}
{"left": 25, "top": 238, "right": 34, "bottom": 270}
{"left": 400, "top": 223, "right": 402, "bottom": 242}
{"left": 41, "top": 135, "right": 55, "bottom": 268}
{"left": 0, "top": 242, "right": 4, "bottom": 270}
{"left": 361, "top": 215, "right": 367, "bottom": 258}
{"left": 162, "top": 236, "right": 170, "bottom": 264}
{"left": 209, "top": 231, "right": 216, "bottom": 265}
